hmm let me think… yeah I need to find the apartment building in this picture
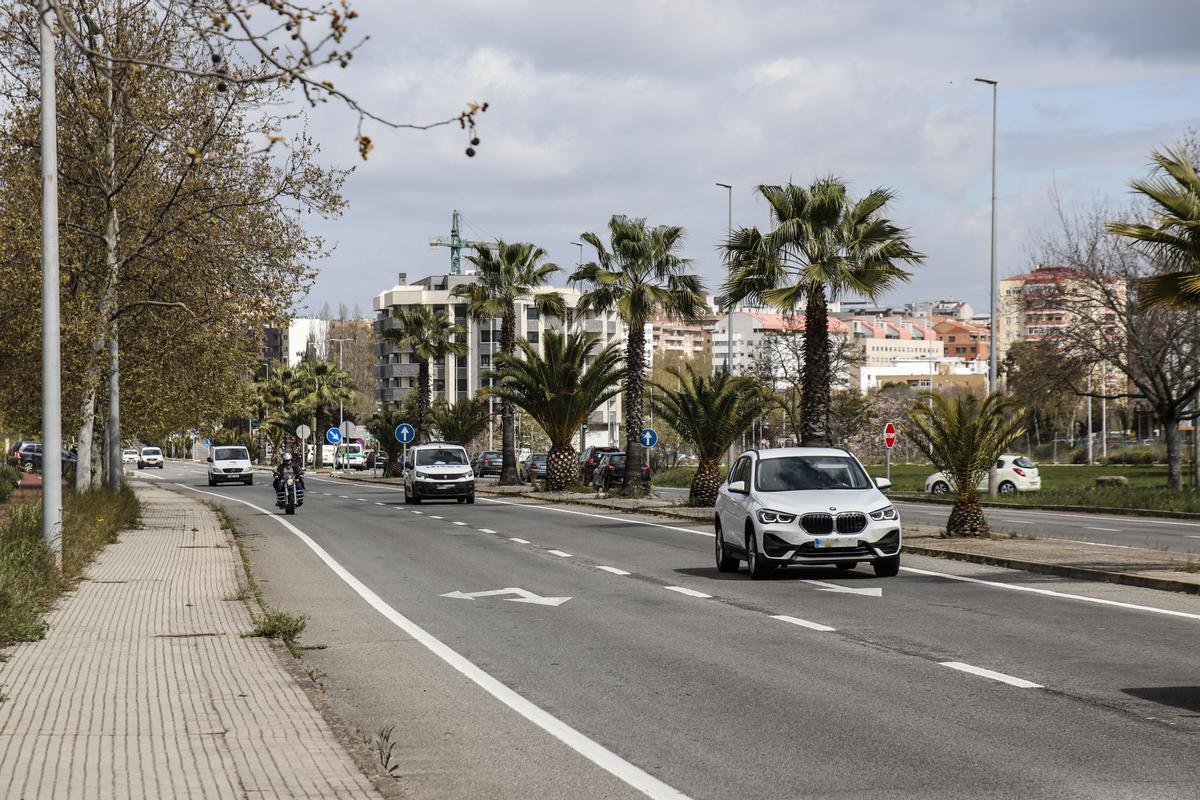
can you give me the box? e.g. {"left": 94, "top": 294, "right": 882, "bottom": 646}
{"left": 372, "top": 272, "right": 627, "bottom": 444}
{"left": 996, "top": 265, "right": 1084, "bottom": 363}
{"left": 934, "top": 318, "right": 990, "bottom": 360}
{"left": 646, "top": 314, "right": 719, "bottom": 365}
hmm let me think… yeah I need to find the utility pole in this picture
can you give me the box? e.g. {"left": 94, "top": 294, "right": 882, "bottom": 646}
{"left": 975, "top": 76, "right": 999, "bottom": 495}
{"left": 39, "top": 0, "right": 62, "bottom": 567}
{"left": 429, "top": 209, "right": 496, "bottom": 275}
{"left": 330, "top": 337, "right": 351, "bottom": 472}
{"left": 716, "top": 182, "right": 735, "bottom": 472}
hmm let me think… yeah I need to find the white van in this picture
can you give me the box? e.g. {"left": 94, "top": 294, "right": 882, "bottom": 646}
{"left": 208, "top": 445, "right": 253, "bottom": 486}
{"left": 337, "top": 443, "right": 366, "bottom": 470}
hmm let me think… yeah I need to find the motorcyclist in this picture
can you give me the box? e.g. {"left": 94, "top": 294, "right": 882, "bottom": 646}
{"left": 272, "top": 452, "right": 304, "bottom": 493}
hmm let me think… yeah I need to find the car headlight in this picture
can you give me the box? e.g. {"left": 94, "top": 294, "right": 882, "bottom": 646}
{"left": 869, "top": 505, "right": 898, "bottom": 521}
{"left": 465, "top": 470, "right": 473, "bottom": 478}
{"left": 756, "top": 509, "right": 797, "bottom": 524}
{"left": 416, "top": 470, "right": 430, "bottom": 479}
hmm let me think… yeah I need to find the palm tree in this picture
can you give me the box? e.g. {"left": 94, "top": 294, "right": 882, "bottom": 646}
{"left": 650, "top": 364, "right": 766, "bottom": 506}
{"left": 380, "top": 306, "right": 467, "bottom": 442}
{"left": 429, "top": 397, "right": 491, "bottom": 446}
{"left": 295, "top": 359, "right": 355, "bottom": 468}
{"left": 907, "top": 392, "right": 1026, "bottom": 537}
{"left": 1107, "top": 146, "right": 1200, "bottom": 308}
{"left": 455, "top": 241, "right": 565, "bottom": 484}
{"left": 722, "top": 178, "right": 923, "bottom": 446}
{"left": 488, "top": 331, "right": 623, "bottom": 491}
{"left": 572, "top": 215, "right": 705, "bottom": 494}
{"left": 366, "top": 406, "right": 409, "bottom": 476}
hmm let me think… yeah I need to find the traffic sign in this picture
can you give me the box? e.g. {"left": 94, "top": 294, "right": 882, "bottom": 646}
{"left": 339, "top": 421, "right": 357, "bottom": 439}
{"left": 295, "top": 424, "right": 311, "bottom": 440}
{"left": 202, "top": 437, "right": 212, "bottom": 446}
{"left": 326, "top": 428, "right": 343, "bottom": 445}
{"left": 394, "top": 423, "right": 416, "bottom": 444}
{"left": 640, "top": 427, "right": 659, "bottom": 448}
{"left": 884, "top": 422, "right": 897, "bottom": 449}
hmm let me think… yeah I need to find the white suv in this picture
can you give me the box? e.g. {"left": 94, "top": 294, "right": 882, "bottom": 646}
{"left": 207, "top": 445, "right": 253, "bottom": 486}
{"left": 714, "top": 447, "right": 901, "bottom": 579}
{"left": 138, "top": 446, "right": 164, "bottom": 469}
{"left": 404, "top": 443, "right": 475, "bottom": 504}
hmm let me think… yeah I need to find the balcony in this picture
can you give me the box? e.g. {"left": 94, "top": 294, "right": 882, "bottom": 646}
{"left": 375, "top": 363, "right": 420, "bottom": 380}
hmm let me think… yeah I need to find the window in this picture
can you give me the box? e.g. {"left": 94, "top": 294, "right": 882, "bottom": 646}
{"left": 729, "top": 456, "right": 751, "bottom": 485}
{"left": 527, "top": 307, "right": 539, "bottom": 321}
{"left": 457, "top": 378, "right": 468, "bottom": 392}
{"left": 527, "top": 331, "right": 540, "bottom": 345}
{"left": 213, "top": 447, "right": 249, "bottom": 461}
{"left": 755, "top": 456, "right": 871, "bottom": 491}
{"left": 415, "top": 448, "right": 468, "bottom": 466}
{"left": 479, "top": 329, "right": 492, "bottom": 343}
{"left": 480, "top": 354, "right": 491, "bottom": 367}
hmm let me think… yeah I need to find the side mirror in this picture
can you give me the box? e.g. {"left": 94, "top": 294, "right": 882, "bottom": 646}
{"left": 874, "top": 476, "right": 892, "bottom": 490}
{"left": 206, "top": 456, "right": 213, "bottom": 463}
{"left": 728, "top": 480, "right": 748, "bottom": 494}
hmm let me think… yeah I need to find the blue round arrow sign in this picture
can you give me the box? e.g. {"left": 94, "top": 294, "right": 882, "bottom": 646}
{"left": 640, "top": 427, "right": 659, "bottom": 448}
{"left": 202, "top": 437, "right": 212, "bottom": 446}
{"left": 394, "top": 423, "right": 415, "bottom": 444}
{"left": 325, "top": 428, "right": 343, "bottom": 445}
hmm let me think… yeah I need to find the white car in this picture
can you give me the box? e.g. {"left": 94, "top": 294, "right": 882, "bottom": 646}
{"left": 138, "top": 446, "right": 164, "bottom": 469}
{"left": 207, "top": 445, "right": 253, "bottom": 486}
{"left": 121, "top": 449, "right": 139, "bottom": 465}
{"left": 714, "top": 447, "right": 901, "bottom": 579}
{"left": 924, "top": 455, "right": 1041, "bottom": 495}
{"left": 404, "top": 443, "right": 475, "bottom": 504}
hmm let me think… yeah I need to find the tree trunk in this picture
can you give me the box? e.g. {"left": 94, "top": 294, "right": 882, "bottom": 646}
{"left": 498, "top": 307, "right": 520, "bottom": 485}
{"left": 545, "top": 442, "right": 576, "bottom": 492}
{"left": 416, "top": 360, "right": 431, "bottom": 444}
{"left": 799, "top": 290, "right": 832, "bottom": 446}
{"left": 622, "top": 320, "right": 648, "bottom": 496}
{"left": 688, "top": 458, "right": 723, "bottom": 507}
{"left": 106, "top": 321, "right": 121, "bottom": 489}
{"left": 1163, "top": 416, "right": 1182, "bottom": 492}
{"left": 947, "top": 491, "right": 989, "bottom": 536}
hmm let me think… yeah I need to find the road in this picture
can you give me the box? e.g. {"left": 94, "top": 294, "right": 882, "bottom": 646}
{"left": 142, "top": 462, "right": 1200, "bottom": 799}
{"left": 655, "top": 485, "right": 1200, "bottom": 553}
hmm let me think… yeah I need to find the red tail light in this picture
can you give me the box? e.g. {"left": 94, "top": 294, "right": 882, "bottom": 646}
{"left": 607, "top": 465, "right": 615, "bottom": 472}
{"left": 587, "top": 458, "right": 596, "bottom": 466}
{"left": 1012, "top": 467, "right": 1025, "bottom": 477}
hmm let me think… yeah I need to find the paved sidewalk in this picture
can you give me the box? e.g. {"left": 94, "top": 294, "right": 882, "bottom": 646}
{"left": 0, "top": 484, "right": 379, "bottom": 799}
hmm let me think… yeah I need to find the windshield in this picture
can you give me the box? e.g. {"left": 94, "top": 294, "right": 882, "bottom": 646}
{"left": 214, "top": 447, "right": 248, "bottom": 461}
{"left": 609, "top": 455, "right": 627, "bottom": 467}
{"left": 1013, "top": 456, "right": 1037, "bottom": 469}
{"left": 344, "top": 444, "right": 363, "bottom": 455}
{"left": 123, "top": 449, "right": 137, "bottom": 455}
{"left": 142, "top": 448, "right": 162, "bottom": 456}
{"left": 482, "top": 451, "right": 500, "bottom": 459}
{"left": 756, "top": 455, "right": 872, "bottom": 492}
{"left": 416, "top": 448, "right": 468, "bottom": 466}
{"left": 531, "top": 454, "right": 547, "bottom": 463}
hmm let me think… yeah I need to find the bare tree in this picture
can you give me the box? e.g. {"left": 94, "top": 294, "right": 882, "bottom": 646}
{"left": 1039, "top": 200, "right": 1200, "bottom": 490}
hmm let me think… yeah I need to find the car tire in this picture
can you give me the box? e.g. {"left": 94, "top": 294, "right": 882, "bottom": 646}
{"left": 931, "top": 481, "right": 950, "bottom": 494}
{"left": 466, "top": 494, "right": 475, "bottom": 504}
{"left": 208, "top": 476, "right": 215, "bottom": 486}
{"left": 836, "top": 562, "right": 856, "bottom": 571}
{"left": 245, "top": 477, "right": 253, "bottom": 486}
{"left": 411, "top": 486, "right": 422, "bottom": 504}
{"left": 745, "top": 528, "right": 773, "bottom": 580}
{"left": 457, "top": 497, "right": 466, "bottom": 504}
{"left": 159, "top": 463, "right": 164, "bottom": 469}
{"left": 403, "top": 484, "right": 412, "bottom": 504}
{"left": 714, "top": 520, "right": 739, "bottom": 573}
{"left": 21, "top": 460, "right": 34, "bottom": 474}
{"left": 999, "top": 481, "right": 1016, "bottom": 494}
{"left": 138, "top": 464, "right": 144, "bottom": 470}
{"left": 873, "top": 554, "right": 900, "bottom": 578}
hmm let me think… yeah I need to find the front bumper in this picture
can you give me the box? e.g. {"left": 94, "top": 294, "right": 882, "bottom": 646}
{"left": 758, "top": 523, "right": 901, "bottom": 564}
{"left": 414, "top": 479, "right": 475, "bottom": 497}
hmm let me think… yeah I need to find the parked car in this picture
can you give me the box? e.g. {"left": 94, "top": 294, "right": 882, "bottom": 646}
{"left": 138, "top": 446, "right": 164, "bottom": 469}
{"left": 714, "top": 447, "right": 901, "bottom": 579}
{"left": 365, "top": 450, "right": 389, "bottom": 469}
{"left": 924, "top": 455, "right": 1041, "bottom": 495}
{"left": 122, "top": 448, "right": 139, "bottom": 465}
{"left": 579, "top": 445, "right": 621, "bottom": 484}
{"left": 7, "top": 440, "right": 40, "bottom": 472}
{"left": 591, "top": 452, "right": 652, "bottom": 492}
{"left": 520, "top": 453, "right": 548, "bottom": 482}
{"left": 207, "top": 445, "right": 253, "bottom": 486}
{"left": 405, "top": 443, "right": 475, "bottom": 504}
{"left": 473, "top": 450, "right": 503, "bottom": 477}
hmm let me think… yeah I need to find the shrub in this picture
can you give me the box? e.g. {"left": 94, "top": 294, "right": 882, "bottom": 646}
{"left": 0, "top": 464, "right": 20, "bottom": 504}
{"left": 1103, "top": 449, "right": 1157, "bottom": 465}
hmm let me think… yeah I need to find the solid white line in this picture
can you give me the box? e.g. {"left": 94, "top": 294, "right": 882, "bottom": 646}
{"left": 509, "top": 537, "right": 531, "bottom": 544}
{"left": 901, "top": 566, "right": 1200, "bottom": 621}
{"left": 175, "top": 484, "right": 691, "bottom": 800}
{"left": 548, "top": 549, "right": 572, "bottom": 558}
{"left": 596, "top": 566, "right": 631, "bottom": 576}
{"left": 939, "top": 661, "right": 1042, "bottom": 689}
{"left": 480, "top": 528, "right": 497, "bottom": 534}
{"left": 480, "top": 497, "right": 713, "bottom": 537}
{"left": 1187, "top": 535, "right": 1200, "bottom": 540}
{"left": 1053, "top": 538, "right": 1133, "bottom": 549}
{"left": 770, "top": 614, "right": 836, "bottom": 632}
{"left": 895, "top": 501, "right": 1198, "bottom": 528}
{"left": 453, "top": 521, "right": 467, "bottom": 526}
{"left": 664, "top": 586, "right": 711, "bottom": 599}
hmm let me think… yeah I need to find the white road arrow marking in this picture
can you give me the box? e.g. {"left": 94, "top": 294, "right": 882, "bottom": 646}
{"left": 440, "top": 587, "right": 571, "bottom": 607}
{"left": 801, "top": 579, "right": 882, "bottom": 597}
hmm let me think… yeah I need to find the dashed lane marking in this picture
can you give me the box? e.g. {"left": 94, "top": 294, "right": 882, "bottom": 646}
{"left": 547, "top": 549, "right": 572, "bottom": 558}
{"left": 664, "top": 586, "right": 711, "bottom": 599}
{"left": 480, "top": 528, "right": 497, "bottom": 534}
{"left": 509, "top": 537, "right": 531, "bottom": 544}
{"left": 939, "top": 662, "right": 1042, "bottom": 689}
{"left": 770, "top": 614, "right": 836, "bottom": 632}
{"left": 430, "top": 515, "right": 444, "bottom": 520}
{"left": 596, "top": 566, "right": 631, "bottom": 576}
{"left": 453, "top": 521, "right": 467, "bottom": 526}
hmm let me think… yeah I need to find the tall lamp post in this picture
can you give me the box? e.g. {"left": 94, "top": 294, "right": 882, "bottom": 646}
{"left": 572, "top": 240, "right": 586, "bottom": 454}
{"left": 39, "top": 0, "right": 62, "bottom": 566}
{"left": 715, "top": 183, "right": 733, "bottom": 374}
{"left": 330, "top": 337, "right": 351, "bottom": 472}
{"left": 975, "top": 76, "right": 999, "bottom": 495}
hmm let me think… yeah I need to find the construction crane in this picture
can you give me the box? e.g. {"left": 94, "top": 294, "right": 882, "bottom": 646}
{"left": 429, "top": 209, "right": 496, "bottom": 275}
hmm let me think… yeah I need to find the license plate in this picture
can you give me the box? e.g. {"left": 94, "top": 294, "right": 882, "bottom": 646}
{"left": 812, "top": 536, "right": 857, "bottom": 549}
{"left": 437, "top": 483, "right": 453, "bottom": 490}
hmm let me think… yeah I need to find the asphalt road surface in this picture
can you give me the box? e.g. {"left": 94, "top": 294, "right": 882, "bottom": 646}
{"left": 143, "top": 462, "right": 1200, "bottom": 799}
{"left": 655, "top": 485, "right": 1200, "bottom": 554}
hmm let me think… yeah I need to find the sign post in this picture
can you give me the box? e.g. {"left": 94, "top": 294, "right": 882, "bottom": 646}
{"left": 883, "top": 422, "right": 897, "bottom": 482}
{"left": 395, "top": 423, "right": 416, "bottom": 475}
{"left": 295, "top": 424, "right": 312, "bottom": 467}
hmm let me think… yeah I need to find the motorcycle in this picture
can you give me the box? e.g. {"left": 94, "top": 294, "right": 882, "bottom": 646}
{"left": 275, "top": 476, "right": 305, "bottom": 515}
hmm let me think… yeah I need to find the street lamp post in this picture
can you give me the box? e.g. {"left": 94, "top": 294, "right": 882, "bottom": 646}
{"left": 39, "top": 0, "right": 62, "bottom": 566}
{"left": 715, "top": 183, "right": 733, "bottom": 375}
{"left": 330, "top": 337, "right": 351, "bottom": 472}
{"left": 975, "top": 76, "right": 999, "bottom": 496}
{"left": 572, "top": 240, "right": 585, "bottom": 455}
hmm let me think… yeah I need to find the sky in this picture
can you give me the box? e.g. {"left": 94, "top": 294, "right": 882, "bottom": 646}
{"left": 288, "top": 0, "right": 1200, "bottom": 318}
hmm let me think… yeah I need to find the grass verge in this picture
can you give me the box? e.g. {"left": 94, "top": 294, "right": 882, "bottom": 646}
{"left": 0, "top": 485, "right": 140, "bottom": 652}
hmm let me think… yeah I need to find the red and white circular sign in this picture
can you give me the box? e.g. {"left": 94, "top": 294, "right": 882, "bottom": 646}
{"left": 883, "top": 422, "right": 897, "bottom": 449}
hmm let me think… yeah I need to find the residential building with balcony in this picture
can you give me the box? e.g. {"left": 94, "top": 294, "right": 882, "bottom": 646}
{"left": 933, "top": 318, "right": 990, "bottom": 360}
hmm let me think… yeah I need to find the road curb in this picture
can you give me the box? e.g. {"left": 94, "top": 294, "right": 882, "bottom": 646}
{"left": 902, "top": 543, "right": 1200, "bottom": 595}
{"left": 890, "top": 493, "right": 1200, "bottom": 520}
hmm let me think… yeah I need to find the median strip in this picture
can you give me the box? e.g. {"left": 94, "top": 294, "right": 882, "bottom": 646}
{"left": 939, "top": 661, "right": 1042, "bottom": 689}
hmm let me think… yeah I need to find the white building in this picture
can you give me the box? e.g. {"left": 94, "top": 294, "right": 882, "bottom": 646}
{"left": 373, "top": 272, "right": 628, "bottom": 446}
{"left": 857, "top": 357, "right": 989, "bottom": 394}
{"left": 285, "top": 318, "right": 330, "bottom": 367}
{"left": 711, "top": 311, "right": 852, "bottom": 382}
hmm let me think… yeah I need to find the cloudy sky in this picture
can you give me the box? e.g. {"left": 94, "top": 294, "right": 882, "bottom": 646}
{"left": 293, "top": 0, "right": 1200, "bottom": 318}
